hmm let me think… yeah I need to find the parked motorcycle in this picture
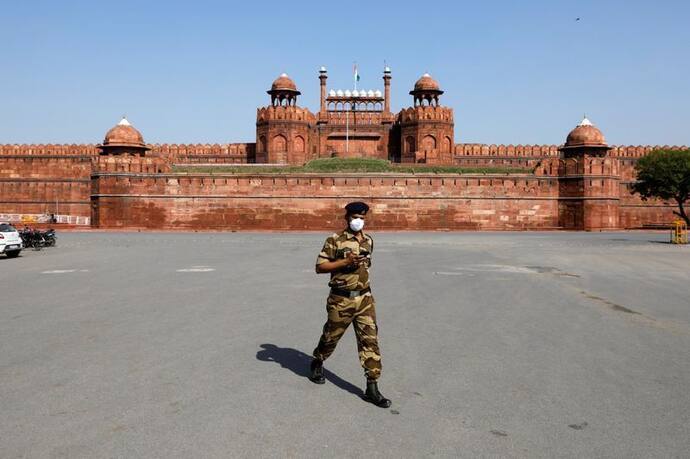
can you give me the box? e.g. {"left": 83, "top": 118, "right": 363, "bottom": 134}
{"left": 19, "top": 227, "right": 56, "bottom": 250}
{"left": 43, "top": 228, "right": 57, "bottom": 247}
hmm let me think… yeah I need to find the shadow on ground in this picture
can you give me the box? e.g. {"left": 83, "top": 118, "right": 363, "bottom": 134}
{"left": 256, "top": 344, "right": 363, "bottom": 397}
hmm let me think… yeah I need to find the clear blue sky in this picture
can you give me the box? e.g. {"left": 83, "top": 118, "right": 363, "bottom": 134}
{"left": 1, "top": 0, "right": 688, "bottom": 146}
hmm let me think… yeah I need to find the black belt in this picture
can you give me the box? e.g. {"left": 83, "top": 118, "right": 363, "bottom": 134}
{"left": 330, "top": 287, "right": 371, "bottom": 298}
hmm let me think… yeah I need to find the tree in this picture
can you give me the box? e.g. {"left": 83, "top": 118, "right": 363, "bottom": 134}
{"left": 632, "top": 149, "right": 690, "bottom": 225}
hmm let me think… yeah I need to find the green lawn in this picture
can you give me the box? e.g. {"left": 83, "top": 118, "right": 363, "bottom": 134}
{"left": 173, "top": 158, "right": 532, "bottom": 175}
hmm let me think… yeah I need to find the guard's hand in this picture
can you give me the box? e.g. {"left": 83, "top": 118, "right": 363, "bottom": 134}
{"left": 343, "top": 251, "right": 362, "bottom": 267}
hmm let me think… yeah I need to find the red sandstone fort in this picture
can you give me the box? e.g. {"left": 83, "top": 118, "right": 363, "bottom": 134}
{"left": 0, "top": 69, "right": 684, "bottom": 231}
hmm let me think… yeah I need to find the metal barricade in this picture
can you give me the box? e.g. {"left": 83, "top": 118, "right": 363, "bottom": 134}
{"left": 671, "top": 220, "right": 688, "bottom": 244}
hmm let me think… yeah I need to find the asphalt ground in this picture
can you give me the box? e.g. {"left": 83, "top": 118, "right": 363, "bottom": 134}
{"left": 1, "top": 231, "right": 689, "bottom": 458}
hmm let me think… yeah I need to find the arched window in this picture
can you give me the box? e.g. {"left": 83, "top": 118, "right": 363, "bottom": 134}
{"left": 259, "top": 135, "right": 266, "bottom": 152}
{"left": 422, "top": 135, "right": 437, "bottom": 151}
{"left": 273, "top": 134, "right": 287, "bottom": 152}
{"left": 443, "top": 136, "right": 452, "bottom": 153}
{"left": 405, "top": 136, "right": 416, "bottom": 153}
{"left": 294, "top": 135, "right": 305, "bottom": 153}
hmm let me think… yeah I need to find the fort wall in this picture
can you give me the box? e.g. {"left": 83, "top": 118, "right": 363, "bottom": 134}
{"left": 91, "top": 173, "right": 560, "bottom": 230}
{"left": 0, "top": 143, "right": 684, "bottom": 231}
{"left": 0, "top": 155, "right": 92, "bottom": 217}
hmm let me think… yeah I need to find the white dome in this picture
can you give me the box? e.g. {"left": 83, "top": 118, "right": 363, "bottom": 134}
{"left": 336, "top": 89, "right": 344, "bottom": 97}
{"left": 384, "top": 66, "right": 391, "bottom": 73}
{"left": 118, "top": 116, "right": 131, "bottom": 126}
{"left": 374, "top": 90, "right": 382, "bottom": 97}
{"left": 352, "top": 90, "right": 359, "bottom": 97}
{"left": 319, "top": 66, "right": 327, "bottom": 72}
{"left": 328, "top": 89, "right": 336, "bottom": 96}
{"left": 345, "top": 90, "right": 351, "bottom": 97}
{"left": 367, "top": 90, "right": 374, "bottom": 97}
{"left": 579, "top": 116, "right": 593, "bottom": 126}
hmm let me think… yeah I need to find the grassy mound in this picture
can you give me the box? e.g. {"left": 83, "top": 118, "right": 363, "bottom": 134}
{"left": 173, "top": 158, "right": 532, "bottom": 175}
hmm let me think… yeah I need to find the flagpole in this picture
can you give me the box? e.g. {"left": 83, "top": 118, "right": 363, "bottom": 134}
{"left": 347, "top": 62, "right": 357, "bottom": 156}
{"left": 346, "top": 102, "right": 349, "bottom": 155}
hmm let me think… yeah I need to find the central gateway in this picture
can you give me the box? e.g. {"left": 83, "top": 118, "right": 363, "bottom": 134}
{"left": 255, "top": 66, "right": 454, "bottom": 164}
{"left": 319, "top": 66, "right": 393, "bottom": 160}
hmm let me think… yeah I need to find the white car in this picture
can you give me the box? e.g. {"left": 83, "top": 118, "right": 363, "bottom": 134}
{"left": 0, "top": 222, "right": 23, "bottom": 258}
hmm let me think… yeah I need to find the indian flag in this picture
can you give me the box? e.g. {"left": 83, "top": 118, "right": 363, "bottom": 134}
{"left": 353, "top": 63, "right": 360, "bottom": 83}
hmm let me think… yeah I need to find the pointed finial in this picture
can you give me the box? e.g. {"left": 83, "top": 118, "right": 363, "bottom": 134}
{"left": 118, "top": 116, "right": 131, "bottom": 126}
{"left": 579, "top": 115, "right": 593, "bottom": 127}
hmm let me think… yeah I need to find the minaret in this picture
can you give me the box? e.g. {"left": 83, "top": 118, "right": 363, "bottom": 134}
{"left": 319, "top": 66, "right": 328, "bottom": 113}
{"left": 383, "top": 65, "right": 391, "bottom": 114}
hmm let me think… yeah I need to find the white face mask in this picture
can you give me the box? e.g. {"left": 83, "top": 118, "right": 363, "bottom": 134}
{"left": 349, "top": 218, "right": 365, "bottom": 232}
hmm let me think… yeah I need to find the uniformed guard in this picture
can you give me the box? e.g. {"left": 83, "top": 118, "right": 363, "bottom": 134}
{"left": 309, "top": 201, "right": 391, "bottom": 408}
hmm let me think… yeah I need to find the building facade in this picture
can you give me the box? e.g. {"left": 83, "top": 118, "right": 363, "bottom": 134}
{"left": 256, "top": 68, "right": 453, "bottom": 165}
{"left": 0, "top": 67, "right": 685, "bottom": 231}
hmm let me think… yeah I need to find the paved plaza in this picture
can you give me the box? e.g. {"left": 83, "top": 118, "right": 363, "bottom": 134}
{"left": 1, "top": 231, "right": 689, "bottom": 458}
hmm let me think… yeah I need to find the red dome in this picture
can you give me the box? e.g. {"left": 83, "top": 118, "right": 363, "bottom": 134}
{"left": 102, "top": 118, "right": 147, "bottom": 148}
{"left": 413, "top": 73, "right": 441, "bottom": 92}
{"left": 271, "top": 73, "right": 298, "bottom": 92}
{"left": 565, "top": 118, "right": 607, "bottom": 147}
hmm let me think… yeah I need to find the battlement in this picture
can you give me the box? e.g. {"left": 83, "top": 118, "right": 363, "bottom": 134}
{"left": 455, "top": 144, "right": 560, "bottom": 157}
{"left": 535, "top": 157, "right": 620, "bottom": 177}
{"left": 149, "top": 143, "right": 255, "bottom": 163}
{"left": 453, "top": 143, "right": 688, "bottom": 159}
{"left": 93, "top": 172, "right": 559, "bottom": 200}
{"left": 0, "top": 155, "right": 93, "bottom": 179}
{"left": 609, "top": 145, "right": 688, "bottom": 158}
{"left": 256, "top": 106, "right": 316, "bottom": 123}
{"left": 95, "top": 154, "right": 171, "bottom": 174}
{"left": 398, "top": 106, "right": 454, "bottom": 124}
{"left": 0, "top": 144, "right": 100, "bottom": 156}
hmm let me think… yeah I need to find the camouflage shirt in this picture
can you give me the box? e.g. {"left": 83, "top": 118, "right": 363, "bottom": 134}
{"left": 316, "top": 228, "right": 374, "bottom": 290}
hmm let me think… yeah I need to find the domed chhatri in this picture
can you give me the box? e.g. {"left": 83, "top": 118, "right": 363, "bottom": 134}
{"left": 267, "top": 73, "right": 301, "bottom": 107}
{"left": 564, "top": 117, "right": 607, "bottom": 148}
{"left": 410, "top": 73, "right": 444, "bottom": 107}
{"left": 102, "top": 117, "right": 147, "bottom": 148}
{"left": 413, "top": 73, "right": 442, "bottom": 93}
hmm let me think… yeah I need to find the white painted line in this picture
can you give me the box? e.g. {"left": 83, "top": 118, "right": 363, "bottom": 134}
{"left": 176, "top": 268, "right": 215, "bottom": 272}
{"left": 41, "top": 269, "right": 77, "bottom": 274}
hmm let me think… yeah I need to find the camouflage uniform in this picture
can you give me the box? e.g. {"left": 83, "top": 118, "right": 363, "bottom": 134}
{"left": 313, "top": 228, "right": 382, "bottom": 380}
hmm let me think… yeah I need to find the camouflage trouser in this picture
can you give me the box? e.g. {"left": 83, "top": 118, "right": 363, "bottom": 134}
{"left": 313, "top": 292, "right": 382, "bottom": 380}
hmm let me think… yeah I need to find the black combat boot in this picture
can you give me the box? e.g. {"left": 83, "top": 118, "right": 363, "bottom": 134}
{"left": 363, "top": 379, "right": 392, "bottom": 408}
{"left": 309, "top": 358, "right": 325, "bottom": 384}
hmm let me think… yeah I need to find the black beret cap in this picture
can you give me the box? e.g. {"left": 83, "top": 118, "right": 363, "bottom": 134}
{"left": 345, "top": 201, "right": 369, "bottom": 215}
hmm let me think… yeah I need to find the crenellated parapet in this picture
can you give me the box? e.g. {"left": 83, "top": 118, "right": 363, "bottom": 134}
{"left": 535, "top": 156, "right": 619, "bottom": 177}
{"left": 151, "top": 143, "right": 256, "bottom": 164}
{"left": 455, "top": 144, "right": 560, "bottom": 157}
{"left": 397, "top": 106, "right": 454, "bottom": 125}
{"left": 256, "top": 105, "right": 316, "bottom": 124}
{"left": 0, "top": 144, "right": 100, "bottom": 156}
{"left": 94, "top": 154, "right": 171, "bottom": 174}
{"left": 609, "top": 144, "right": 687, "bottom": 158}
